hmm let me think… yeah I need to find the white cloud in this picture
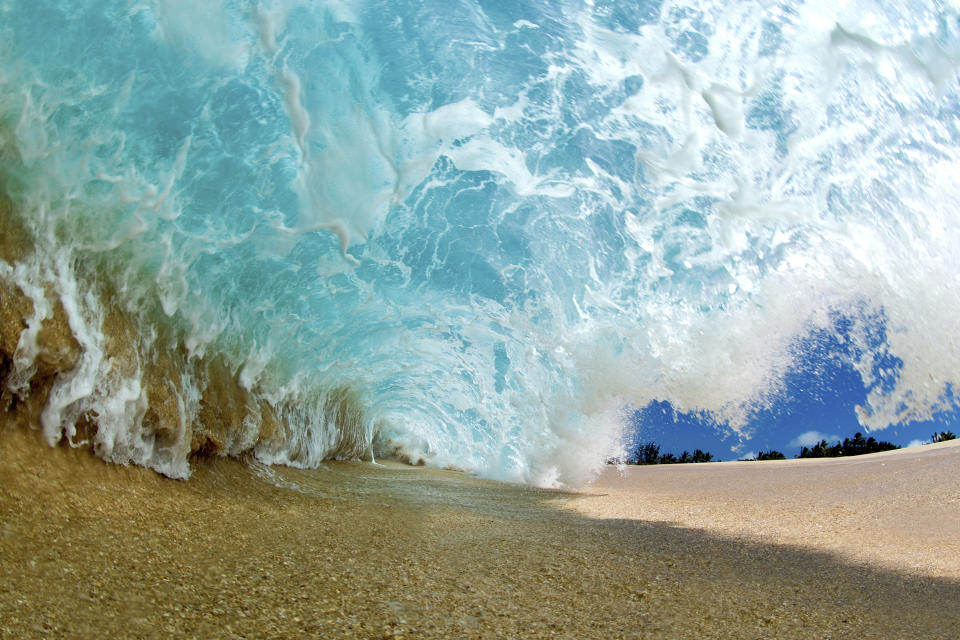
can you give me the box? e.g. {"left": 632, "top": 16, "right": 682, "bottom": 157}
{"left": 907, "top": 439, "right": 928, "bottom": 448}
{"left": 789, "top": 430, "right": 840, "bottom": 448}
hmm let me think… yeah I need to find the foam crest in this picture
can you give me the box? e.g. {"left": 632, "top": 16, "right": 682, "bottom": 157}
{"left": 0, "top": 0, "right": 958, "bottom": 486}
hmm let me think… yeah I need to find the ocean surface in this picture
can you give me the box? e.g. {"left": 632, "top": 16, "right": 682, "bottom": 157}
{"left": 1, "top": 0, "right": 958, "bottom": 485}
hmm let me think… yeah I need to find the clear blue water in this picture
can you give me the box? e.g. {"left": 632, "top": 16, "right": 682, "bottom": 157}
{"left": 1, "top": 0, "right": 959, "bottom": 484}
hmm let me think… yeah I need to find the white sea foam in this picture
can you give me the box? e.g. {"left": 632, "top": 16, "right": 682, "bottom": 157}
{"left": 0, "top": 0, "right": 958, "bottom": 486}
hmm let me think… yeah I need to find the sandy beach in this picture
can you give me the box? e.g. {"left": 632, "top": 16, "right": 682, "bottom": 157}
{"left": 570, "top": 440, "right": 960, "bottom": 580}
{"left": 1, "top": 426, "right": 958, "bottom": 639}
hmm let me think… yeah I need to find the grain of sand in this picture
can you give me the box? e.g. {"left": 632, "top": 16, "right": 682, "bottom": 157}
{"left": 1, "top": 427, "right": 958, "bottom": 639}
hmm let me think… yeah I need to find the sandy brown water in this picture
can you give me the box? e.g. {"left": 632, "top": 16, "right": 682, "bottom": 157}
{"left": 1, "top": 426, "right": 958, "bottom": 639}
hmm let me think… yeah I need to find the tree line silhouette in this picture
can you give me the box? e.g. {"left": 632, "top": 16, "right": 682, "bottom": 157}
{"left": 620, "top": 429, "right": 956, "bottom": 465}
{"left": 796, "top": 432, "right": 898, "bottom": 458}
{"left": 627, "top": 442, "right": 714, "bottom": 465}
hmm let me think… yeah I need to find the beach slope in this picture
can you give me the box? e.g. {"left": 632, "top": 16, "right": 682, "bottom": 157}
{"left": 573, "top": 439, "right": 960, "bottom": 580}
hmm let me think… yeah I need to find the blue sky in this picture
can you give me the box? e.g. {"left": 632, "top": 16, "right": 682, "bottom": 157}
{"left": 629, "top": 318, "right": 960, "bottom": 460}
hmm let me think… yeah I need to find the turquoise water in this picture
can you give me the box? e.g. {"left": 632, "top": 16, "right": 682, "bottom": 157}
{"left": 1, "top": 0, "right": 959, "bottom": 485}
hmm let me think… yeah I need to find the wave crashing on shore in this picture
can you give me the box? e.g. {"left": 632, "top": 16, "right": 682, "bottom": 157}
{"left": 1, "top": 0, "right": 959, "bottom": 485}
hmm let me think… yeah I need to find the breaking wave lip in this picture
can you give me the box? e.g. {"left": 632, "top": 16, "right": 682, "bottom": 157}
{"left": 2, "top": 0, "right": 960, "bottom": 487}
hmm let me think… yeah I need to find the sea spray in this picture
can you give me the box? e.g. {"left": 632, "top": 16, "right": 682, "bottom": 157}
{"left": 1, "top": 0, "right": 959, "bottom": 486}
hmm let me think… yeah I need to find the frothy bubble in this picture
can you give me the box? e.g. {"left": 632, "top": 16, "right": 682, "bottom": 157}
{"left": 0, "top": 0, "right": 958, "bottom": 486}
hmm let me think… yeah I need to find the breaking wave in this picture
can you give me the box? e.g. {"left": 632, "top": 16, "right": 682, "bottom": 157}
{"left": 1, "top": 0, "right": 959, "bottom": 485}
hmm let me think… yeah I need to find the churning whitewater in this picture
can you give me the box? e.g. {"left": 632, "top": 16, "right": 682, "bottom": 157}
{"left": 0, "top": 0, "right": 959, "bottom": 485}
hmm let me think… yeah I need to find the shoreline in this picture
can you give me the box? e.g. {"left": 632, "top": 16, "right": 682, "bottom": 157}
{"left": 2, "top": 426, "right": 958, "bottom": 638}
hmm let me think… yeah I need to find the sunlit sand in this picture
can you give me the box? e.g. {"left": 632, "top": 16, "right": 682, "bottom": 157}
{"left": 570, "top": 439, "right": 960, "bottom": 580}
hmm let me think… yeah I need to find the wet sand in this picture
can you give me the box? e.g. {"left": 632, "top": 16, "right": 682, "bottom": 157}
{"left": 1, "top": 426, "right": 958, "bottom": 639}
